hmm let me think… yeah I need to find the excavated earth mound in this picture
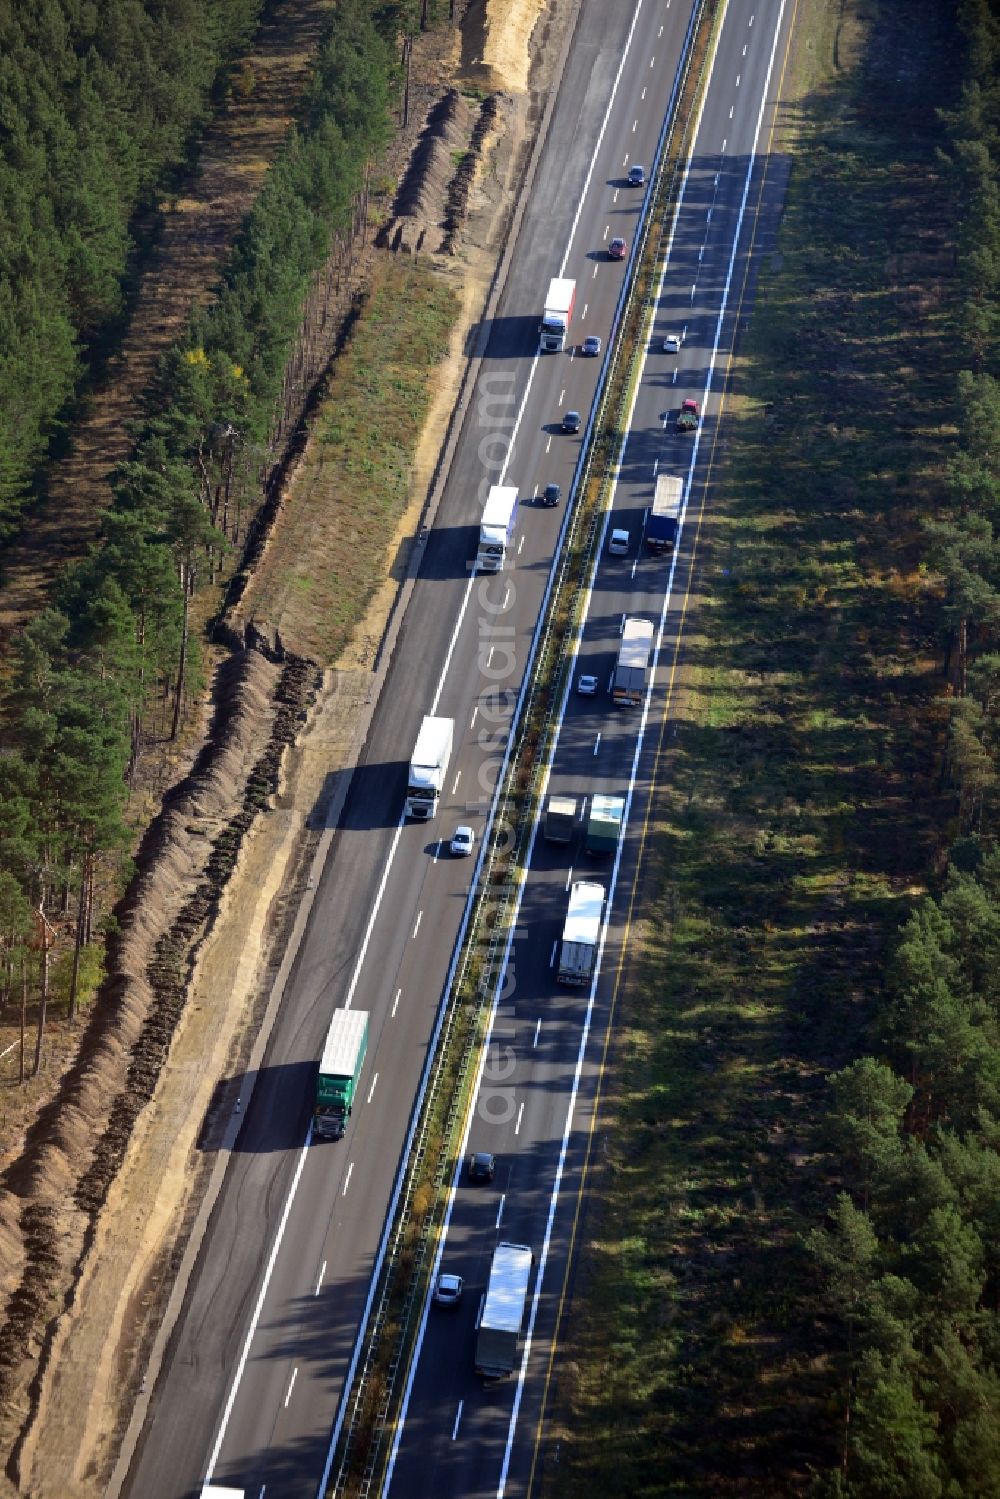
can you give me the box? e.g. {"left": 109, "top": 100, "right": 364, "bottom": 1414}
{"left": 380, "top": 88, "right": 478, "bottom": 255}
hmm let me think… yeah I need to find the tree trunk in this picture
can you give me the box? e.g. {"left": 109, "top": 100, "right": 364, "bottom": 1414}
{"left": 19, "top": 951, "right": 26, "bottom": 1085}
{"left": 33, "top": 912, "right": 50, "bottom": 1077}
{"left": 68, "top": 858, "right": 87, "bottom": 1021}
{"left": 171, "top": 561, "right": 190, "bottom": 741}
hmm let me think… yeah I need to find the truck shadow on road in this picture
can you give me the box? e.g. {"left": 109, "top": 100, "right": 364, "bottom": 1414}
{"left": 197, "top": 1062, "right": 316, "bottom": 1153}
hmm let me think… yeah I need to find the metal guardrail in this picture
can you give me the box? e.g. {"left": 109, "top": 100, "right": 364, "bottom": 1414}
{"left": 331, "top": 6, "right": 717, "bottom": 1494}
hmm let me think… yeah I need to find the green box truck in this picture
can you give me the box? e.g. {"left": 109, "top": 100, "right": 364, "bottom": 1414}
{"left": 585, "top": 794, "right": 625, "bottom": 856}
{"left": 314, "top": 1009, "right": 369, "bottom": 1141}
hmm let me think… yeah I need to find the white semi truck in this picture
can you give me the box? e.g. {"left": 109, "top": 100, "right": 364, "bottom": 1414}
{"left": 477, "top": 485, "right": 519, "bottom": 572}
{"left": 405, "top": 715, "right": 454, "bottom": 820}
{"left": 557, "top": 880, "right": 605, "bottom": 985}
{"left": 540, "top": 277, "right": 576, "bottom": 352}
{"left": 474, "top": 1242, "right": 534, "bottom": 1379}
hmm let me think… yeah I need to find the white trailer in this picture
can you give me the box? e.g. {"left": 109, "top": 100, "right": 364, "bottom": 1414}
{"left": 475, "top": 1242, "right": 534, "bottom": 1379}
{"left": 646, "top": 474, "right": 683, "bottom": 553}
{"left": 540, "top": 277, "right": 576, "bottom": 351}
{"left": 612, "top": 617, "right": 654, "bottom": 707}
{"left": 405, "top": 715, "right": 454, "bottom": 820}
{"left": 477, "top": 484, "right": 519, "bottom": 572}
{"left": 557, "top": 880, "right": 605, "bottom": 985}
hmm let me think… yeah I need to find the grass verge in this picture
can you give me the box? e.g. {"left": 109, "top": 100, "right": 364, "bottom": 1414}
{"left": 245, "top": 255, "right": 460, "bottom": 664}
{"left": 541, "top": 0, "right": 963, "bottom": 1492}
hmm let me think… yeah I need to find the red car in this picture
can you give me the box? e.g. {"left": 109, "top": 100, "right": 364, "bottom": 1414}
{"left": 608, "top": 236, "right": 627, "bottom": 260}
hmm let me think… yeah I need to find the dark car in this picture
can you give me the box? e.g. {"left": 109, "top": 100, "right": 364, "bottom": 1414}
{"left": 581, "top": 335, "right": 602, "bottom": 357}
{"left": 540, "top": 483, "right": 561, "bottom": 508}
{"left": 628, "top": 164, "right": 645, "bottom": 186}
{"left": 467, "top": 1150, "right": 496, "bottom": 1183}
{"left": 608, "top": 236, "right": 627, "bottom": 260}
{"left": 562, "top": 409, "right": 581, "bottom": 433}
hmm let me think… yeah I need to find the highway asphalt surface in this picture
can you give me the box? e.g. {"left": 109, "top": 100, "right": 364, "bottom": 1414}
{"left": 123, "top": 2, "right": 696, "bottom": 1497}
{"left": 382, "top": 2, "right": 799, "bottom": 1497}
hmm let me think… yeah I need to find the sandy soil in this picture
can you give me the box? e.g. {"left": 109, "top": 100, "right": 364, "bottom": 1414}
{"left": 7, "top": 0, "right": 580, "bottom": 1493}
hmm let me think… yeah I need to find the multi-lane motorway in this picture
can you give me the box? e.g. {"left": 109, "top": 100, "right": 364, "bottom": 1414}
{"left": 122, "top": 0, "right": 796, "bottom": 1495}
{"left": 384, "top": 3, "right": 797, "bottom": 1494}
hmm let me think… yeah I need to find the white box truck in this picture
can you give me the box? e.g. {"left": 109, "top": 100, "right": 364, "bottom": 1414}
{"left": 557, "top": 880, "right": 605, "bottom": 985}
{"left": 612, "top": 617, "right": 654, "bottom": 707}
{"left": 475, "top": 1242, "right": 534, "bottom": 1379}
{"left": 405, "top": 715, "right": 454, "bottom": 819}
{"left": 540, "top": 277, "right": 576, "bottom": 352}
{"left": 477, "top": 485, "right": 518, "bottom": 572}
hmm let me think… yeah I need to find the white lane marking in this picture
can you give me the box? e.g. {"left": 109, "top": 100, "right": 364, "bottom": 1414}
{"left": 433, "top": 840, "right": 441, "bottom": 864}
{"left": 284, "top": 1368, "right": 298, "bottom": 1408}
{"left": 514, "top": 1102, "right": 524, "bottom": 1136}
{"left": 633, "top": 118, "right": 638, "bottom": 132}
{"left": 631, "top": 556, "right": 638, "bottom": 580}
{"left": 470, "top": 705, "right": 478, "bottom": 728}
{"left": 743, "top": 43, "right": 748, "bottom": 54}
{"left": 412, "top": 911, "right": 423, "bottom": 939}
{"left": 593, "top": 732, "right": 602, "bottom": 755}
{"left": 582, "top": 302, "right": 588, "bottom": 319}
{"left": 202, "top": 1127, "right": 312, "bottom": 1486}
{"left": 641, "top": 86, "right": 646, "bottom": 99}
{"left": 565, "top": 866, "right": 574, "bottom": 891}
{"left": 659, "top": 22, "right": 663, "bottom": 32}
{"left": 367, "top": 1073, "right": 379, "bottom": 1104}
{"left": 503, "top": 585, "right": 512, "bottom": 608}
{"left": 729, "top": 105, "right": 734, "bottom": 118}
{"left": 496, "top": 1194, "right": 505, "bottom": 1228}
{"left": 690, "top": 284, "right": 697, "bottom": 301}
{"left": 315, "top": 1262, "right": 326, "bottom": 1296}
{"left": 487, "top": 645, "right": 495, "bottom": 669}
{"left": 560, "top": 0, "right": 645, "bottom": 272}
{"left": 559, "top": 388, "right": 565, "bottom": 403}
{"left": 392, "top": 988, "right": 401, "bottom": 1017}
{"left": 722, "top": 136, "right": 727, "bottom": 151}
{"left": 593, "top": 263, "right": 599, "bottom": 278}
{"left": 452, "top": 771, "right": 461, "bottom": 794}
{"left": 533, "top": 1018, "right": 541, "bottom": 1048}
{"left": 706, "top": 208, "right": 712, "bottom": 221}
{"left": 650, "top": 55, "right": 655, "bottom": 67}
{"left": 518, "top": 534, "right": 526, "bottom": 555}
{"left": 750, "top": 12, "right": 754, "bottom": 22}
{"left": 549, "top": 941, "right": 557, "bottom": 968}
{"left": 341, "top": 816, "right": 406, "bottom": 1013}
{"left": 736, "top": 73, "right": 741, "bottom": 86}
{"left": 342, "top": 1163, "right": 354, "bottom": 1197}
{"left": 672, "top": 369, "right": 678, "bottom": 384}
{"left": 545, "top": 435, "right": 552, "bottom": 452}
{"left": 699, "top": 246, "right": 704, "bottom": 261}
{"left": 613, "top": 188, "right": 620, "bottom": 203}
{"left": 451, "top": 1402, "right": 464, "bottom": 1441}
{"left": 653, "top": 457, "right": 659, "bottom": 477}
{"left": 603, "top": 224, "right": 610, "bottom": 239}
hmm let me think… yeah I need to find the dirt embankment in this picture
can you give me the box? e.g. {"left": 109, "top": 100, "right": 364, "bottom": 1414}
{"left": 0, "top": 0, "right": 566, "bottom": 1493}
